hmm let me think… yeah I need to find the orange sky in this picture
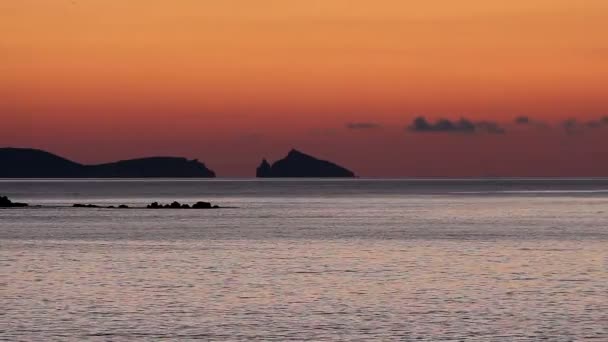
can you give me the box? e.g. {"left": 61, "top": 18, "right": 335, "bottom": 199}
{"left": 1, "top": 0, "right": 607, "bottom": 176}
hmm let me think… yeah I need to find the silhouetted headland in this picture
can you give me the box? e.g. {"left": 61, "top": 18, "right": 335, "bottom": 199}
{"left": 256, "top": 149, "right": 355, "bottom": 178}
{"left": 0, "top": 195, "right": 28, "bottom": 208}
{"left": 0, "top": 148, "right": 215, "bottom": 178}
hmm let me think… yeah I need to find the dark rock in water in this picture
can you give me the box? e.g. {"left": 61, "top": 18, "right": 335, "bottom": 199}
{"left": 0, "top": 147, "right": 216, "bottom": 178}
{"left": 145, "top": 201, "right": 218, "bottom": 209}
{"left": 256, "top": 158, "right": 272, "bottom": 177}
{"left": 0, "top": 195, "right": 28, "bottom": 208}
{"left": 192, "top": 201, "right": 212, "bottom": 209}
{"left": 147, "top": 202, "right": 160, "bottom": 209}
{"left": 256, "top": 149, "right": 355, "bottom": 178}
{"left": 73, "top": 203, "right": 101, "bottom": 208}
{"left": 73, "top": 203, "right": 128, "bottom": 209}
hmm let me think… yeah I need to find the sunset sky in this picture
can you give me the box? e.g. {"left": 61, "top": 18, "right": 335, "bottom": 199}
{"left": 1, "top": 0, "right": 607, "bottom": 176}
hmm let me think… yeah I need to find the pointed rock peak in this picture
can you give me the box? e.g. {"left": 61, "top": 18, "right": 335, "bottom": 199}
{"left": 256, "top": 149, "right": 355, "bottom": 178}
{"left": 287, "top": 149, "right": 307, "bottom": 158}
{"left": 256, "top": 158, "right": 273, "bottom": 177}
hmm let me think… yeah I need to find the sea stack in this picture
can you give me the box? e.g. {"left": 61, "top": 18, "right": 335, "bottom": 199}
{"left": 256, "top": 149, "right": 355, "bottom": 178}
{"left": 256, "top": 159, "right": 272, "bottom": 177}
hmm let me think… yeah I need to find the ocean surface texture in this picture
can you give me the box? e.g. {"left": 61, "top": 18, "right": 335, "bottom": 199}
{"left": 1, "top": 179, "right": 607, "bottom": 341}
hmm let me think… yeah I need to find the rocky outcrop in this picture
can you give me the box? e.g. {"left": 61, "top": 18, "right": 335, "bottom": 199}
{"left": 256, "top": 159, "right": 272, "bottom": 177}
{"left": 73, "top": 204, "right": 102, "bottom": 208}
{"left": 147, "top": 201, "right": 219, "bottom": 209}
{"left": 69, "top": 201, "right": 219, "bottom": 209}
{"left": 0, "top": 196, "right": 28, "bottom": 208}
{"left": 73, "top": 203, "right": 129, "bottom": 209}
{"left": 256, "top": 149, "right": 355, "bottom": 178}
{"left": 0, "top": 148, "right": 216, "bottom": 178}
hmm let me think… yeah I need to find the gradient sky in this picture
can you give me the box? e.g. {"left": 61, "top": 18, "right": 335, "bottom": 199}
{"left": 1, "top": 0, "right": 607, "bottom": 176}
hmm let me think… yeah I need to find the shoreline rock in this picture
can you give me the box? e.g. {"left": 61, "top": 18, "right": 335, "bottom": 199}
{"left": 73, "top": 203, "right": 101, "bottom": 208}
{"left": 147, "top": 201, "right": 220, "bottom": 209}
{"left": 0, "top": 195, "right": 28, "bottom": 208}
{"left": 73, "top": 203, "right": 130, "bottom": 209}
{"left": 6, "top": 198, "right": 222, "bottom": 210}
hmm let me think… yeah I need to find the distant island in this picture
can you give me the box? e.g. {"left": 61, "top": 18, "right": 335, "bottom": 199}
{"left": 0, "top": 148, "right": 216, "bottom": 178}
{"left": 256, "top": 149, "right": 355, "bottom": 178}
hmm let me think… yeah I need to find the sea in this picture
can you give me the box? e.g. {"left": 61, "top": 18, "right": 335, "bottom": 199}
{"left": 1, "top": 179, "right": 607, "bottom": 341}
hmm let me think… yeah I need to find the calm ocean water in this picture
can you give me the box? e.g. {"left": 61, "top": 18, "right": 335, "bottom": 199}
{"left": 1, "top": 179, "right": 607, "bottom": 341}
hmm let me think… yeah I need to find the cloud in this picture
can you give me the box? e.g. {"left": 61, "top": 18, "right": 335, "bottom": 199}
{"left": 346, "top": 122, "right": 381, "bottom": 130}
{"left": 408, "top": 116, "right": 505, "bottom": 134}
{"left": 515, "top": 116, "right": 530, "bottom": 124}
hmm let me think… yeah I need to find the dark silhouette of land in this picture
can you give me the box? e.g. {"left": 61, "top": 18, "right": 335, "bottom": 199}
{"left": 69, "top": 201, "right": 221, "bottom": 209}
{"left": 0, "top": 148, "right": 215, "bottom": 178}
{"left": 0, "top": 196, "right": 28, "bottom": 208}
{"left": 256, "top": 149, "right": 355, "bottom": 178}
{"left": 147, "top": 201, "right": 219, "bottom": 209}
